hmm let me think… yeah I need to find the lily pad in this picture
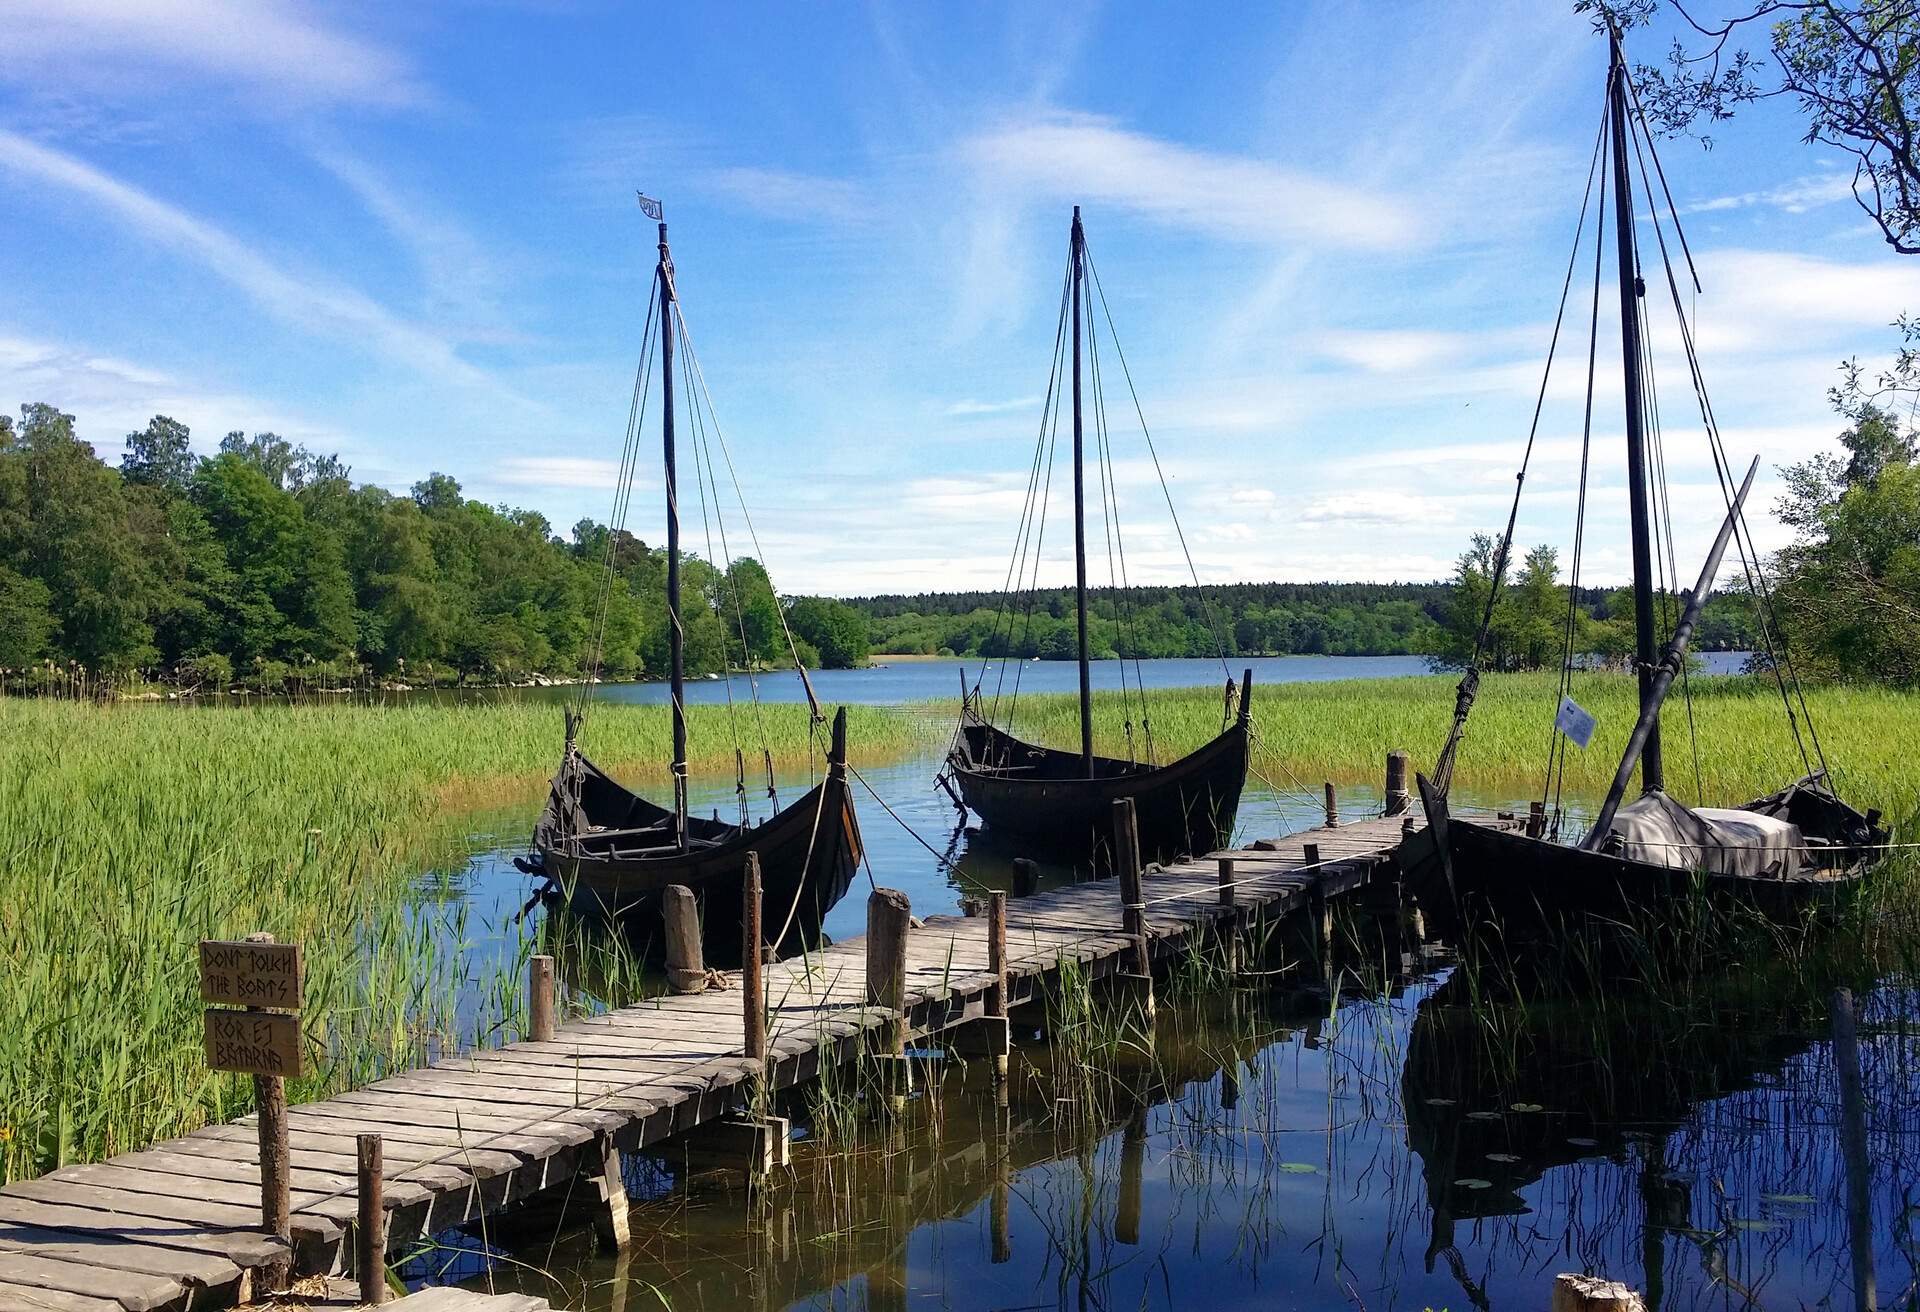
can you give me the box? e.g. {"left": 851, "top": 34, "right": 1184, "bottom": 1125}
{"left": 1732, "top": 1218, "right": 1779, "bottom": 1233}
{"left": 1509, "top": 1102, "right": 1545, "bottom": 1113}
{"left": 1566, "top": 1137, "right": 1600, "bottom": 1148}
{"left": 1454, "top": 1177, "right": 1493, "bottom": 1190}
{"left": 1762, "top": 1193, "right": 1816, "bottom": 1206}
{"left": 1424, "top": 1097, "right": 1456, "bottom": 1106}
{"left": 1486, "top": 1152, "right": 1521, "bottom": 1163}
{"left": 1467, "top": 1110, "right": 1504, "bottom": 1121}
{"left": 1278, "top": 1162, "right": 1318, "bottom": 1174}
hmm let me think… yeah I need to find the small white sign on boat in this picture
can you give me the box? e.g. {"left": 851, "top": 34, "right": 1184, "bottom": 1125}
{"left": 1555, "top": 696, "right": 1597, "bottom": 749}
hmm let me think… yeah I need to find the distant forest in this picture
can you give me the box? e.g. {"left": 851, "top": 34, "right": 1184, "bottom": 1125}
{"left": 846, "top": 577, "right": 1761, "bottom": 663}
{"left": 1, "top": 403, "right": 1765, "bottom": 694}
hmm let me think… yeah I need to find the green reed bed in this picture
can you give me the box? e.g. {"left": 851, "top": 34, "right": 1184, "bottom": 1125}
{"left": 992, "top": 672, "right": 1920, "bottom": 822}
{"left": 0, "top": 698, "right": 927, "bottom": 1181}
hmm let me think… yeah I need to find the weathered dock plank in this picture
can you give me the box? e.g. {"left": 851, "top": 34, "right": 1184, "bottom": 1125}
{"left": 0, "top": 809, "right": 1453, "bottom": 1311}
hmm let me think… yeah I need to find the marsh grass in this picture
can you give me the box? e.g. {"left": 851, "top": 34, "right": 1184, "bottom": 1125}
{"left": 1003, "top": 672, "right": 1920, "bottom": 821}
{"left": 0, "top": 698, "right": 924, "bottom": 1180}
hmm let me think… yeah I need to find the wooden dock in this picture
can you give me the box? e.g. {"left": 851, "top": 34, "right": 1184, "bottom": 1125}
{"left": 0, "top": 808, "right": 1439, "bottom": 1312}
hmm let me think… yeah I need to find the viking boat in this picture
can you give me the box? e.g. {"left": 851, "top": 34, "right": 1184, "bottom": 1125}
{"left": 941, "top": 207, "right": 1251, "bottom": 870}
{"left": 1402, "top": 36, "right": 1883, "bottom": 944}
{"left": 522, "top": 207, "right": 862, "bottom": 952}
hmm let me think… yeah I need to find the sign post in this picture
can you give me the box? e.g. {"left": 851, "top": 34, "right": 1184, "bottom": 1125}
{"left": 201, "top": 933, "right": 303, "bottom": 1291}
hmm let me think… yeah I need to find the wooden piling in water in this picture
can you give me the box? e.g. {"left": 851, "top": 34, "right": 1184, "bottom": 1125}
{"left": 1385, "top": 750, "right": 1410, "bottom": 816}
{"left": 355, "top": 1134, "right": 386, "bottom": 1306}
{"left": 663, "top": 885, "right": 706, "bottom": 994}
{"left": 1011, "top": 857, "right": 1039, "bottom": 898}
{"left": 1324, "top": 782, "right": 1339, "bottom": 827}
{"left": 528, "top": 954, "right": 555, "bottom": 1044}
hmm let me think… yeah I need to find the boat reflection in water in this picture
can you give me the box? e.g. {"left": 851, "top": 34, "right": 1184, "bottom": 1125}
{"left": 437, "top": 941, "right": 1911, "bottom": 1311}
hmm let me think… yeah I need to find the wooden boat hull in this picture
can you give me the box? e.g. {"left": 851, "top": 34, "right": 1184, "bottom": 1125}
{"left": 944, "top": 714, "right": 1249, "bottom": 869}
{"left": 530, "top": 749, "right": 863, "bottom": 955}
{"left": 1401, "top": 777, "right": 1879, "bottom": 945}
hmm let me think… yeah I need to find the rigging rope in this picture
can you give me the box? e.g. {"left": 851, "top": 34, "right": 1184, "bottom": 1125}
{"left": 1546, "top": 144, "right": 1607, "bottom": 838}
{"left": 1435, "top": 100, "right": 1610, "bottom": 798}
{"left": 576, "top": 270, "right": 661, "bottom": 729}
{"left": 1617, "top": 63, "right": 1829, "bottom": 787}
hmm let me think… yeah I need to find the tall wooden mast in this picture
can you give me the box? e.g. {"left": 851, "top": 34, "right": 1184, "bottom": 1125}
{"left": 659, "top": 222, "right": 688, "bottom": 842}
{"left": 1070, "top": 206, "right": 1094, "bottom": 775}
{"left": 1608, "top": 36, "right": 1664, "bottom": 794}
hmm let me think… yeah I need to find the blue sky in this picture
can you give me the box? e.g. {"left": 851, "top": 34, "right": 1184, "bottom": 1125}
{"left": 3, "top": 1, "right": 1916, "bottom": 596}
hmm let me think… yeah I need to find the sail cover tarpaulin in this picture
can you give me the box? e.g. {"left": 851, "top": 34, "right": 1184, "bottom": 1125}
{"left": 1599, "top": 791, "right": 1806, "bottom": 877}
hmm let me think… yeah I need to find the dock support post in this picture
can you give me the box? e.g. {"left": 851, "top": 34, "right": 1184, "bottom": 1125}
{"left": 743, "top": 855, "right": 766, "bottom": 1095}
{"left": 1385, "top": 750, "right": 1409, "bottom": 816}
{"left": 1301, "top": 844, "right": 1332, "bottom": 992}
{"left": 1528, "top": 800, "right": 1547, "bottom": 838}
{"left": 1217, "top": 857, "right": 1241, "bottom": 974}
{"left": 867, "top": 887, "right": 912, "bottom": 1109}
{"left": 663, "top": 884, "right": 706, "bottom": 994}
{"left": 1324, "top": 782, "right": 1338, "bottom": 827}
{"left": 593, "top": 1133, "right": 631, "bottom": 1253}
{"left": 529, "top": 954, "right": 555, "bottom": 1043}
{"left": 355, "top": 1134, "right": 386, "bottom": 1305}
{"left": 1112, "top": 798, "right": 1155, "bottom": 1019}
{"left": 245, "top": 932, "right": 292, "bottom": 1293}
{"left": 1011, "top": 857, "right": 1039, "bottom": 898}
{"left": 988, "top": 889, "right": 1009, "bottom": 1080}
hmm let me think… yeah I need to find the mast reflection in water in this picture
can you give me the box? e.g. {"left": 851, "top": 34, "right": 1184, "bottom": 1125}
{"left": 407, "top": 943, "right": 1916, "bottom": 1310}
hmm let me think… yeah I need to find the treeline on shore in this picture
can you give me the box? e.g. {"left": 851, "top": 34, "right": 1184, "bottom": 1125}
{"left": 14, "top": 391, "right": 1909, "bottom": 693}
{"left": 0, "top": 404, "right": 872, "bottom": 692}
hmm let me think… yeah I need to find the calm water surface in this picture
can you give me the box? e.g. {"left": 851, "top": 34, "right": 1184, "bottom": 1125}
{"left": 395, "top": 652, "right": 1908, "bottom": 1310}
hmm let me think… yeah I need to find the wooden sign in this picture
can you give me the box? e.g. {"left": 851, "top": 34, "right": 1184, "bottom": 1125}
{"left": 204, "top": 1008, "right": 303, "bottom": 1079}
{"left": 199, "top": 939, "right": 303, "bottom": 1010}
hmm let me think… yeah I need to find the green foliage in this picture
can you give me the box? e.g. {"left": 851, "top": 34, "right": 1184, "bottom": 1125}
{"left": 787, "top": 595, "right": 871, "bottom": 668}
{"left": 1774, "top": 402, "right": 1920, "bottom": 684}
{"left": 0, "top": 696, "right": 923, "bottom": 1180}
{"left": 0, "top": 403, "right": 827, "bottom": 689}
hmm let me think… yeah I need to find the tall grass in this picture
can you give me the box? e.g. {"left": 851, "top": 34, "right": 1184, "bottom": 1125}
{"left": 1002, "top": 672, "right": 1920, "bottom": 821}
{"left": 0, "top": 698, "right": 927, "bottom": 1181}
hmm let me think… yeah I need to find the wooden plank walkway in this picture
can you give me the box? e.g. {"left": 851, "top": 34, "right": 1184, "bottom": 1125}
{"left": 0, "top": 811, "right": 1439, "bottom": 1312}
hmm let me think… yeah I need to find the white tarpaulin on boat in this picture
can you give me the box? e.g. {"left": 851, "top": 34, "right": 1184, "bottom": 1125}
{"left": 1602, "top": 790, "right": 1807, "bottom": 877}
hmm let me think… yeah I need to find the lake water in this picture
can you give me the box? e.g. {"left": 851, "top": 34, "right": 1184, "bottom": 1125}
{"left": 448, "top": 650, "right": 1752, "bottom": 709}
{"left": 393, "top": 649, "right": 1908, "bottom": 1310}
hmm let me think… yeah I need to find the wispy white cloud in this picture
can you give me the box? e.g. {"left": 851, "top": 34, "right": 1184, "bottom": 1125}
{"left": 0, "top": 129, "right": 527, "bottom": 402}
{"left": 963, "top": 113, "right": 1419, "bottom": 250}
{"left": 0, "top": 331, "right": 347, "bottom": 459}
{"left": 491, "top": 456, "right": 628, "bottom": 490}
{"left": 1684, "top": 171, "right": 1856, "bottom": 216}
{"left": 0, "top": 0, "right": 431, "bottom": 109}
{"left": 944, "top": 395, "right": 1041, "bottom": 417}
{"left": 310, "top": 145, "right": 519, "bottom": 343}
{"left": 704, "top": 166, "right": 871, "bottom": 226}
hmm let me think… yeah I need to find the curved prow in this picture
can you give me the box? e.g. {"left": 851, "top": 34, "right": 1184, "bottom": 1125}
{"left": 828, "top": 705, "right": 849, "bottom": 776}
{"left": 1237, "top": 667, "right": 1254, "bottom": 723}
